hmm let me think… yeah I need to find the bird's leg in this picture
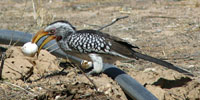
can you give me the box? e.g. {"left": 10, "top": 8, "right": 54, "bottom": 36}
{"left": 87, "top": 54, "right": 103, "bottom": 75}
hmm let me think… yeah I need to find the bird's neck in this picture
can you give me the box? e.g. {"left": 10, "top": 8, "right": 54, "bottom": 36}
{"left": 57, "top": 36, "right": 72, "bottom": 52}
{"left": 64, "top": 30, "right": 76, "bottom": 37}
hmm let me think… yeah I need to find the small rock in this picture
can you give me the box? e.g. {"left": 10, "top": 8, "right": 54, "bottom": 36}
{"left": 143, "top": 68, "right": 156, "bottom": 72}
{"left": 188, "top": 65, "right": 195, "bottom": 68}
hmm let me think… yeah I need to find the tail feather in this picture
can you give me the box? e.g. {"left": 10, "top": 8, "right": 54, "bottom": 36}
{"left": 133, "top": 52, "right": 194, "bottom": 77}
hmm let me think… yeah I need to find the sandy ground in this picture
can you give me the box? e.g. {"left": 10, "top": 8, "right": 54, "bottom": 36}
{"left": 0, "top": 0, "right": 200, "bottom": 100}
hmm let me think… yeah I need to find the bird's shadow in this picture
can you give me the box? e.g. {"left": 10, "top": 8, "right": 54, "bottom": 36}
{"left": 28, "top": 62, "right": 73, "bottom": 83}
{"left": 31, "top": 69, "right": 69, "bottom": 82}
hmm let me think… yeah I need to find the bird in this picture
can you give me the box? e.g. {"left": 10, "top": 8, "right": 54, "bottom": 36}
{"left": 32, "top": 20, "right": 194, "bottom": 76}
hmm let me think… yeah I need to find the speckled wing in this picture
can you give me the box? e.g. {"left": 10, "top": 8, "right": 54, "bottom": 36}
{"left": 67, "top": 30, "right": 111, "bottom": 54}
{"left": 66, "top": 30, "right": 138, "bottom": 60}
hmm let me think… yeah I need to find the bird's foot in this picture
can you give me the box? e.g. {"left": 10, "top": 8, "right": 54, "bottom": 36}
{"left": 86, "top": 62, "right": 103, "bottom": 76}
{"left": 87, "top": 54, "right": 103, "bottom": 75}
{"left": 81, "top": 60, "right": 102, "bottom": 75}
{"left": 81, "top": 60, "right": 93, "bottom": 69}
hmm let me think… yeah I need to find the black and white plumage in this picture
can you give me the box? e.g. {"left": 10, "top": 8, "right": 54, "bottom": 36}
{"left": 32, "top": 20, "right": 193, "bottom": 76}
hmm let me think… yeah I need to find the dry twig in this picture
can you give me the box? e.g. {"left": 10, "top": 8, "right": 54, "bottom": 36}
{"left": 0, "top": 47, "right": 7, "bottom": 80}
{"left": 98, "top": 16, "right": 129, "bottom": 31}
{"left": 68, "top": 63, "right": 98, "bottom": 91}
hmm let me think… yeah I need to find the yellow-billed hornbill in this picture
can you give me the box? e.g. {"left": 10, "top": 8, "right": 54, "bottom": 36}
{"left": 32, "top": 20, "right": 193, "bottom": 76}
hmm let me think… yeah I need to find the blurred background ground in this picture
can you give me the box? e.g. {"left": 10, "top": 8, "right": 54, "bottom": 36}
{"left": 0, "top": 0, "right": 200, "bottom": 100}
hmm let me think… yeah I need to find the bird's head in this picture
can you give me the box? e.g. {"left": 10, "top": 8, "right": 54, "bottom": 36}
{"left": 32, "top": 20, "right": 76, "bottom": 56}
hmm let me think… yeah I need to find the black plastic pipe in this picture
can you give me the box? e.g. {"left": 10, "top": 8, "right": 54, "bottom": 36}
{"left": 0, "top": 30, "right": 158, "bottom": 100}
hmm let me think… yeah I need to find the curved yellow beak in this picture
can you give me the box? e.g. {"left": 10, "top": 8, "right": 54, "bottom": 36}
{"left": 32, "top": 30, "right": 56, "bottom": 57}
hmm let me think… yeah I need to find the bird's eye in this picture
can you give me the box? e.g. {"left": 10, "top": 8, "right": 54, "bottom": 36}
{"left": 50, "top": 29, "right": 56, "bottom": 34}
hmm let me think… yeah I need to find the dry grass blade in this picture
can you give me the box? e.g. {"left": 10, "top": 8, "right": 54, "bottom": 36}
{"left": 4, "top": 81, "right": 37, "bottom": 96}
{"left": 31, "top": 0, "right": 37, "bottom": 20}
